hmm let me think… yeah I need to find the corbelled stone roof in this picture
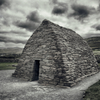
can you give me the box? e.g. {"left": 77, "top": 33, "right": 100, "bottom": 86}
{"left": 12, "top": 19, "right": 99, "bottom": 87}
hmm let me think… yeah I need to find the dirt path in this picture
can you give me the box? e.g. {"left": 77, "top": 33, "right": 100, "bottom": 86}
{"left": 0, "top": 70, "right": 100, "bottom": 100}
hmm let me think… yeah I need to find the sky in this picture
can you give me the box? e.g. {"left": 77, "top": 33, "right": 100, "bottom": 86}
{"left": 0, "top": 0, "right": 100, "bottom": 48}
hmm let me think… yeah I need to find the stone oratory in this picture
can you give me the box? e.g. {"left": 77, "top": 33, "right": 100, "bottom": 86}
{"left": 12, "top": 19, "right": 99, "bottom": 87}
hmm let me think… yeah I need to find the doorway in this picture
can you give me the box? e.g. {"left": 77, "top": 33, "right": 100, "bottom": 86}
{"left": 32, "top": 60, "right": 40, "bottom": 81}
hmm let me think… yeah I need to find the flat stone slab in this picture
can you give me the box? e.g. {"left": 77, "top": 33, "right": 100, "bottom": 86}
{"left": 0, "top": 70, "right": 100, "bottom": 100}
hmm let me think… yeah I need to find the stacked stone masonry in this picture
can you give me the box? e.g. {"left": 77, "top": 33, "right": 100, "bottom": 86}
{"left": 12, "top": 19, "right": 99, "bottom": 87}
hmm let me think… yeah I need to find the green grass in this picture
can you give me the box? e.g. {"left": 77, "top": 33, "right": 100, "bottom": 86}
{"left": 83, "top": 63, "right": 100, "bottom": 100}
{"left": 0, "top": 63, "right": 17, "bottom": 70}
{"left": 83, "top": 82, "right": 100, "bottom": 100}
{"left": 93, "top": 51, "right": 100, "bottom": 55}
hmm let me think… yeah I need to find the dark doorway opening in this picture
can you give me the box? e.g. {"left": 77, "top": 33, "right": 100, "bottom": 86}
{"left": 32, "top": 60, "right": 40, "bottom": 81}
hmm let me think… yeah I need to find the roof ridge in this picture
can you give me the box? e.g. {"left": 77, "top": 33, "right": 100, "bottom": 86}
{"left": 41, "top": 19, "right": 76, "bottom": 33}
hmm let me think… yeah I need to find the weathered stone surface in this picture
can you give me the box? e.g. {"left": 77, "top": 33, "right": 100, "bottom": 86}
{"left": 12, "top": 19, "right": 99, "bottom": 87}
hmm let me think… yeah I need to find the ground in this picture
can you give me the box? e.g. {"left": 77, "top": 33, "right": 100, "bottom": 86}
{"left": 0, "top": 70, "right": 100, "bottom": 100}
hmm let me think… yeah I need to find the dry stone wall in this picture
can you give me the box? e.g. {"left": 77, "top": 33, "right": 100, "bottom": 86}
{"left": 50, "top": 24, "right": 99, "bottom": 86}
{"left": 12, "top": 19, "right": 99, "bottom": 87}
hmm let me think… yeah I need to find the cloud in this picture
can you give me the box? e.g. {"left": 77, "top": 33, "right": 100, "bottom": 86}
{"left": 52, "top": 1, "right": 68, "bottom": 15}
{"left": 0, "top": 0, "right": 10, "bottom": 9}
{"left": 2, "top": 20, "right": 10, "bottom": 26}
{"left": 14, "top": 11, "right": 41, "bottom": 31}
{"left": 95, "top": 25, "right": 100, "bottom": 30}
{"left": 92, "top": 24, "right": 100, "bottom": 31}
{"left": 0, "top": 31, "right": 29, "bottom": 37}
{"left": 0, "top": 0, "right": 5, "bottom": 6}
{"left": 0, "top": 0, "right": 100, "bottom": 49}
{"left": 14, "top": 21, "right": 40, "bottom": 31}
{"left": 52, "top": 5, "right": 68, "bottom": 15}
{"left": 0, "top": 35, "right": 27, "bottom": 44}
{"left": 69, "top": 4, "right": 95, "bottom": 21}
{"left": 51, "top": 0, "right": 58, "bottom": 4}
{"left": 27, "top": 11, "right": 41, "bottom": 23}
{"left": 97, "top": 3, "right": 100, "bottom": 11}
{"left": 0, "top": 36, "right": 6, "bottom": 42}
{"left": 0, "top": 30, "right": 28, "bottom": 48}
{"left": 0, "top": 42, "right": 25, "bottom": 48}
{"left": 0, "top": 0, "right": 8, "bottom": 6}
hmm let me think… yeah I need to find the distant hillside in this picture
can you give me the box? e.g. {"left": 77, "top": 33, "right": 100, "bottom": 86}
{"left": 0, "top": 48, "right": 23, "bottom": 54}
{"left": 0, "top": 48, "right": 23, "bottom": 63}
{"left": 85, "top": 37, "right": 100, "bottom": 50}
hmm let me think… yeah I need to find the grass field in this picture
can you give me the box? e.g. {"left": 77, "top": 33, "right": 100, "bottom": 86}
{"left": 0, "top": 63, "right": 17, "bottom": 70}
{"left": 83, "top": 80, "right": 100, "bottom": 100}
{"left": 93, "top": 50, "right": 100, "bottom": 55}
{"left": 83, "top": 63, "right": 100, "bottom": 100}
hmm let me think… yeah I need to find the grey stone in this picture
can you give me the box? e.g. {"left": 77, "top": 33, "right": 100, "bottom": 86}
{"left": 12, "top": 19, "right": 99, "bottom": 87}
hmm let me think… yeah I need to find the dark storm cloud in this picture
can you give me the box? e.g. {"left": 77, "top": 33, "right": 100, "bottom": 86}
{"left": 27, "top": 11, "right": 40, "bottom": 23}
{"left": 95, "top": 25, "right": 100, "bottom": 30}
{"left": 15, "top": 21, "right": 39, "bottom": 31}
{"left": 0, "top": 0, "right": 5, "bottom": 6}
{"left": 0, "top": 0, "right": 10, "bottom": 9}
{"left": 52, "top": 1, "right": 68, "bottom": 15}
{"left": 92, "top": 24, "right": 100, "bottom": 31}
{"left": 52, "top": 5, "right": 68, "bottom": 15}
{"left": 14, "top": 10, "right": 41, "bottom": 31}
{"left": 0, "top": 36, "right": 26, "bottom": 44}
{"left": 69, "top": 4, "right": 95, "bottom": 21}
{"left": 0, "top": 36, "right": 7, "bottom": 42}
